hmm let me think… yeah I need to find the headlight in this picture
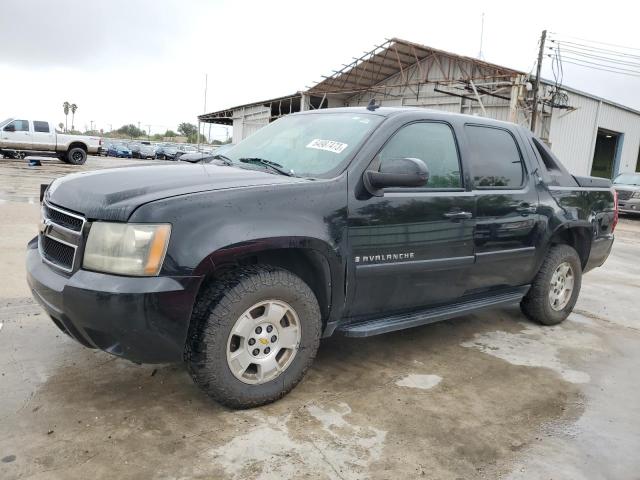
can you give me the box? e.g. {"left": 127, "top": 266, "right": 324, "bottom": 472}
{"left": 631, "top": 191, "right": 640, "bottom": 199}
{"left": 83, "top": 223, "right": 171, "bottom": 276}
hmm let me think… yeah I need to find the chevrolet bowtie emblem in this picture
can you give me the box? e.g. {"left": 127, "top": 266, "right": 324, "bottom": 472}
{"left": 259, "top": 338, "right": 269, "bottom": 345}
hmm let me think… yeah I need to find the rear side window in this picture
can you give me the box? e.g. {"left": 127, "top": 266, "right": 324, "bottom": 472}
{"left": 34, "top": 121, "right": 50, "bottom": 133}
{"left": 378, "top": 122, "right": 462, "bottom": 189}
{"left": 465, "top": 125, "right": 525, "bottom": 188}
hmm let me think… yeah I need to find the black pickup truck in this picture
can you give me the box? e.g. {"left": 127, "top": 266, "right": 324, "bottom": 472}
{"left": 27, "top": 107, "right": 617, "bottom": 408}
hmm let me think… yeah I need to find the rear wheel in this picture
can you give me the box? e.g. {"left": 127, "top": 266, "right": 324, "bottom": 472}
{"left": 186, "top": 266, "right": 321, "bottom": 409}
{"left": 521, "top": 245, "right": 582, "bottom": 325}
{"left": 66, "top": 147, "right": 87, "bottom": 165}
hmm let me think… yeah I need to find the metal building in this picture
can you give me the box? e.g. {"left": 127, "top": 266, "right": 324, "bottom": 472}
{"left": 199, "top": 38, "right": 640, "bottom": 178}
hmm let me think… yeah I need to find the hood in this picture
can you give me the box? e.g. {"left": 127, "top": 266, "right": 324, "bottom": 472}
{"left": 46, "top": 163, "right": 304, "bottom": 221}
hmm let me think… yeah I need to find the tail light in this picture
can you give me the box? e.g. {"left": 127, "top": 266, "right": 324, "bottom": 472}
{"left": 612, "top": 189, "right": 619, "bottom": 232}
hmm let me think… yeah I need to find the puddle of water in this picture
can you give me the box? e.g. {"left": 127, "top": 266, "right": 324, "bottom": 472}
{"left": 395, "top": 374, "right": 442, "bottom": 390}
{"left": 461, "top": 323, "right": 602, "bottom": 384}
{"left": 209, "top": 402, "right": 386, "bottom": 480}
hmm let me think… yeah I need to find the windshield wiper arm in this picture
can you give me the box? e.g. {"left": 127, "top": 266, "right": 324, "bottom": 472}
{"left": 238, "top": 157, "right": 295, "bottom": 177}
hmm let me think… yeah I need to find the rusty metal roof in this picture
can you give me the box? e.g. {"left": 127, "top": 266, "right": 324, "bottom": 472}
{"left": 306, "top": 37, "right": 524, "bottom": 96}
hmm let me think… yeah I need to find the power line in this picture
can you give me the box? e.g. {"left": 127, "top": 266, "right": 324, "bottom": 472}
{"left": 548, "top": 55, "right": 640, "bottom": 78}
{"left": 550, "top": 46, "right": 640, "bottom": 68}
{"left": 549, "top": 39, "right": 640, "bottom": 60}
{"left": 551, "top": 54, "right": 640, "bottom": 74}
{"left": 548, "top": 33, "right": 640, "bottom": 52}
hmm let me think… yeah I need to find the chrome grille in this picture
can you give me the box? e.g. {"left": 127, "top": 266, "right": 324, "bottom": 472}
{"left": 41, "top": 236, "right": 75, "bottom": 271}
{"left": 616, "top": 189, "right": 633, "bottom": 201}
{"left": 43, "top": 203, "right": 84, "bottom": 231}
{"left": 39, "top": 201, "right": 86, "bottom": 273}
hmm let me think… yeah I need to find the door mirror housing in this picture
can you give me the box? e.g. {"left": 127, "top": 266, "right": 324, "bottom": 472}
{"left": 364, "top": 157, "right": 429, "bottom": 196}
{"left": 4, "top": 124, "right": 15, "bottom": 132}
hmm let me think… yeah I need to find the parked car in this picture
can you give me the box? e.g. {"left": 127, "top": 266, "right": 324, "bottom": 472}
{"left": 100, "top": 141, "right": 113, "bottom": 156}
{"left": 107, "top": 143, "right": 132, "bottom": 158}
{"left": 155, "top": 144, "right": 173, "bottom": 160}
{"left": 138, "top": 144, "right": 157, "bottom": 159}
{"left": 179, "top": 144, "right": 234, "bottom": 163}
{"left": 161, "top": 145, "right": 179, "bottom": 160}
{"left": 613, "top": 172, "right": 640, "bottom": 215}
{"left": 0, "top": 117, "right": 100, "bottom": 165}
{"left": 27, "top": 107, "right": 616, "bottom": 409}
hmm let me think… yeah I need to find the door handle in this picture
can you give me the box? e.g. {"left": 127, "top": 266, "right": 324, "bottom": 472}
{"left": 444, "top": 210, "right": 473, "bottom": 220}
{"left": 516, "top": 203, "right": 538, "bottom": 215}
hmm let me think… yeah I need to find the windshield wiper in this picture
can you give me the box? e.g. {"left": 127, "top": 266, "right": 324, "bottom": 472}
{"left": 211, "top": 154, "right": 233, "bottom": 165}
{"left": 238, "top": 157, "right": 295, "bottom": 177}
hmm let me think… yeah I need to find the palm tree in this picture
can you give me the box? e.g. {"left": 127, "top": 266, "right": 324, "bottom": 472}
{"left": 70, "top": 104, "right": 77, "bottom": 131}
{"left": 58, "top": 122, "right": 64, "bottom": 132}
{"left": 63, "top": 102, "right": 70, "bottom": 132}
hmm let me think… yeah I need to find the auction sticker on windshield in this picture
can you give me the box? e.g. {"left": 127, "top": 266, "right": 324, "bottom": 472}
{"left": 306, "top": 139, "right": 348, "bottom": 154}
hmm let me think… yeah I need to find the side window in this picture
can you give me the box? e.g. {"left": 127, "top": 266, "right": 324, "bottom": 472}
{"left": 378, "top": 122, "right": 462, "bottom": 189}
{"left": 465, "top": 125, "right": 525, "bottom": 188}
{"left": 4, "top": 120, "right": 29, "bottom": 132}
{"left": 34, "top": 121, "right": 50, "bottom": 133}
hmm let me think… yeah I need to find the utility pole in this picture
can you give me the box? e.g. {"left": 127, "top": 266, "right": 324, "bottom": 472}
{"left": 477, "top": 12, "right": 485, "bottom": 59}
{"left": 530, "top": 29, "right": 547, "bottom": 132}
{"left": 90, "top": 120, "right": 94, "bottom": 132}
{"left": 147, "top": 124, "right": 151, "bottom": 140}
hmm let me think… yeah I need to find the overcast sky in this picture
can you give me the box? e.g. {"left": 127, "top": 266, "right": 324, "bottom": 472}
{"left": 1, "top": 0, "right": 638, "bottom": 140}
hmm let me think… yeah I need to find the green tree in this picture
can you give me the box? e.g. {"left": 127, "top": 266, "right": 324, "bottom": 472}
{"left": 58, "top": 122, "right": 64, "bottom": 131}
{"left": 177, "top": 122, "right": 197, "bottom": 138}
{"left": 62, "top": 101, "right": 70, "bottom": 132}
{"left": 115, "top": 124, "right": 146, "bottom": 138}
{"left": 164, "top": 129, "right": 178, "bottom": 138}
{"left": 70, "top": 104, "right": 78, "bottom": 130}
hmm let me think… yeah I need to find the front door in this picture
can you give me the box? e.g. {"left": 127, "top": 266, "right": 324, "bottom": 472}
{"left": 347, "top": 121, "right": 475, "bottom": 318}
{"left": 1, "top": 119, "right": 32, "bottom": 149}
{"left": 463, "top": 124, "right": 541, "bottom": 291}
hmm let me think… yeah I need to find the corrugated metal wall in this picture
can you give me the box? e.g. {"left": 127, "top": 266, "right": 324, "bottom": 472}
{"left": 547, "top": 93, "right": 600, "bottom": 174}
{"left": 548, "top": 91, "right": 640, "bottom": 175}
{"left": 598, "top": 103, "right": 640, "bottom": 173}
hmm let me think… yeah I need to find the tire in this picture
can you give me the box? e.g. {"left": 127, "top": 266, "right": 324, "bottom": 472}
{"left": 521, "top": 244, "right": 582, "bottom": 325}
{"left": 186, "top": 265, "right": 322, "bottom": 409}
{"left": 66, "top": 147, "right": 87, "bottom": 165}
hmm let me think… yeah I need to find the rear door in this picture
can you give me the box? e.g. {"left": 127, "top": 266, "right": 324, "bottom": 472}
{"left": 31, "top": 121, "right": 55, "bottom": 151}
{"left": 463, "top": 124, "right": 541, "bottom": 291}
{"left": 347, "top": 120, "right": 475, "bottom": 317}
{"left": 1, "top": 119, "right": 32, "bottom": 149}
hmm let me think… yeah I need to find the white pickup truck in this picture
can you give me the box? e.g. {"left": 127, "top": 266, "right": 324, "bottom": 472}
{"left": 0, "top": 118, "right": 101, "bottom": 165}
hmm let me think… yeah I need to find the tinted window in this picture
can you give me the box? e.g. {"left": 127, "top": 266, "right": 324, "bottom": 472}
{"left": 4, "top": 119, "right": 29, "bottom": 132}
{"left": 466, "top": 125, "right": 524, "bottom": 188}
{"left": 378, "top": 122, "right": 461, "bottom": 188}
{"left": 34, "top": 121, "right": 49, "bottom": 133}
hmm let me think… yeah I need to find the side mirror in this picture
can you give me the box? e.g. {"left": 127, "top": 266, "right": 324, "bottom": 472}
{"left": 4, "top": 124, "right": 15, "bottom": 132}
{"left": 364, "top": 157, "right": 429, "bottom": 196}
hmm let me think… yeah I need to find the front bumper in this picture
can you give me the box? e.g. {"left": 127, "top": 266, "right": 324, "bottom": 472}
{"left": 26, "top": 238, "right": 203, "bottom": 364}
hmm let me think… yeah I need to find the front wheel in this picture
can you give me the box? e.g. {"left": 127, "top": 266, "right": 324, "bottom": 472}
{"left": 186, "top": 266, "right": 321, "bottom": 409}
{"left": 66, "top": 147, "right": 87, "bottom": 165}
{"left": 521, "top": 244, "right": 582, "bottom": 325}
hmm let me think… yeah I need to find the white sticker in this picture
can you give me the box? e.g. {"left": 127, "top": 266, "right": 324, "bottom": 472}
{"left": 306, "top": 139, "right": 348, "bottom": 154}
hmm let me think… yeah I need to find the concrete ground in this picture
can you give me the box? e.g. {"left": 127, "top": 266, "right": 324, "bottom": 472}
{"left": 1, "top": 155, "right": 639, "bottom": 479}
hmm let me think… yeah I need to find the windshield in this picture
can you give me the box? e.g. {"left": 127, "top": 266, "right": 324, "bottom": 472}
{"left": 0, "top": 118, "right": 12, "bottom": 129}
{"left": 614, "top": 173, "right": 640, "bottom": 186}
{"left": 222, "top": 112, "right": 384, "bottom": 177}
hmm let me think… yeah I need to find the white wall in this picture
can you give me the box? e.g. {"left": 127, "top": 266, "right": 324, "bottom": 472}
{"left": 549, "top": 91, "right": 640, "bottom": 175}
